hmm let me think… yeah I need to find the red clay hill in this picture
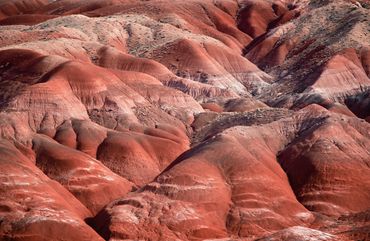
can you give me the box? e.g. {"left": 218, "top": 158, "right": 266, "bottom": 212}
{"left": 0, "top": 0, "right": 369, "bottom": 240}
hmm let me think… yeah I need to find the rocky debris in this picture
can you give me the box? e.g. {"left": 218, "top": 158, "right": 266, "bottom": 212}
{"left": 0, "top": 0, "right": 369, "bottom": 240}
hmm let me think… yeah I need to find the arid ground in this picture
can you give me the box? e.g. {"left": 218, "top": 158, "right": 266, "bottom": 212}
{"left": 0, "top": 0, "right": 369, "bottom": 240}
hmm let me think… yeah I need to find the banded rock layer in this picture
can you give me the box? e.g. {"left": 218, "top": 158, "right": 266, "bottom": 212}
{"left": 0, "top": 0, "right": 369, "bottom": 241}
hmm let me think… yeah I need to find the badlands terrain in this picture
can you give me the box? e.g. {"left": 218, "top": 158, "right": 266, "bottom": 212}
{"left": 0, "top": 0, "right": 369, "bottom": 240}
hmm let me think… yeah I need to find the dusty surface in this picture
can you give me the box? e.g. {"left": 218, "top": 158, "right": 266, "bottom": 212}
{"left": 0, "top": 0, "right": 369, "bottom": 240}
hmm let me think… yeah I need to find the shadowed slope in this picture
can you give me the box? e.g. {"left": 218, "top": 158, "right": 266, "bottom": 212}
{"left": 0, "top": 0, "right": 369, "bottom": 240}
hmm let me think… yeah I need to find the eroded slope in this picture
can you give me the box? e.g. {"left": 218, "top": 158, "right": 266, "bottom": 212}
{"left": 0, "top": 0, "right": 369, "bottom": 240}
